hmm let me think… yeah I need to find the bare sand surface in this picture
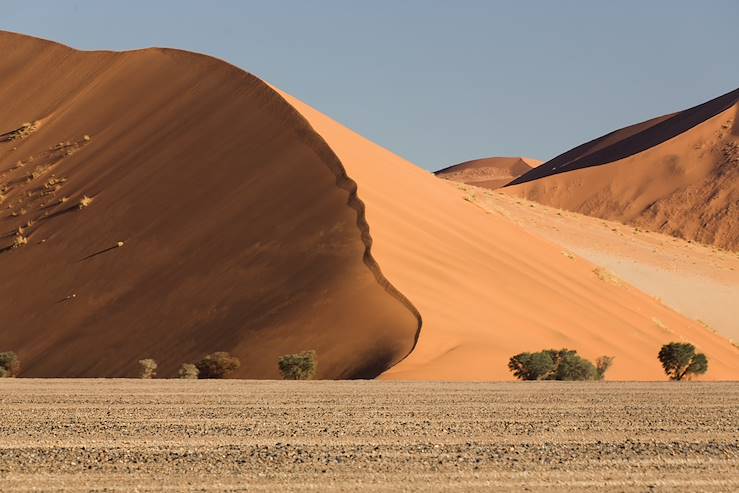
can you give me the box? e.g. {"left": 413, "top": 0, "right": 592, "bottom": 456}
{"left": 463, "top": 184, "right": 739, "bottom": 343}
{"left": 1, "top": 380, "right": 738, "bottom": 492}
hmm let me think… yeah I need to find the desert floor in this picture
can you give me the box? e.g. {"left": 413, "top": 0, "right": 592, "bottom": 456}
{"left": 1, "top": 380, "right": 737, "bottom": 491}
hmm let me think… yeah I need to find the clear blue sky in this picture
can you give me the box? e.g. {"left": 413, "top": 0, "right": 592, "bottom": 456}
{"left": 3, "top": 1, "right": 738, "bottom": 170}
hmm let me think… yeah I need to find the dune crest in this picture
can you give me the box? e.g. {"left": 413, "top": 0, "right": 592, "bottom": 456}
{"left": 506, "top": 88, "right": 739, "bottom": 250}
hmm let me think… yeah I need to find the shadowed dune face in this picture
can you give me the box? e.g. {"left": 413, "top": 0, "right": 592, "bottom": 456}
{"left": 280, "top": 91, "right": 739, "bottom": 381}
{"left": 506, "top": 88, "right": 739, "bottom": 250}
{"left": 435, "top": 157, "right": 541, "bottom": 190}
{"left": 0, "top": 32, "right": 419, "bottom": 378}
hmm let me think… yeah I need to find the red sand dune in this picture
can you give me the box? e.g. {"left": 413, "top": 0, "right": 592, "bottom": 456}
{"left": 505, "top": 88, "right": 739, "bottom": 250}
{"left": 2, "top": 32, "right": 738, "bottom": 380}
{"left": 435, "top": 157, "right": 541, "bottom": 190}
{"left": 0, "top": 31, "right": 419, "bottom": 378}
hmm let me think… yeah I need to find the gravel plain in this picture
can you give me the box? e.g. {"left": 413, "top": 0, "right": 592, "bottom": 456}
{"left": 0, "top": 380, "right": 737, "bottom": 491}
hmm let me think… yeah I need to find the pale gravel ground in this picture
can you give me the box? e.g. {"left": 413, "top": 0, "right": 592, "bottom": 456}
{"left": 1, "top": 380, "right": 738, "bottom": 491}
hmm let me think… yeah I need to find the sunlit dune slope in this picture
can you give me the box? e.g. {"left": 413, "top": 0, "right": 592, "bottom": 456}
{"left": 0, "top": 31, "right": 419, "bottom": 378}
{"left": 280, "top": 91, "right": 739, "bottom": 381}
{"left": 506, "top": 88, "right": 739, "bottom": 250}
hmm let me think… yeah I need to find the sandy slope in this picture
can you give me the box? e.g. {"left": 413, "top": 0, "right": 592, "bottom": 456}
{"left": 0, "top": 31, "right": 419, "bottom": 379}
{"left": 435, "top": 156, "right": 541, "bottom": 190}
{"left": 280, "top": 92, "right": 739, "bottom": 380}
{"left": 463, "top": 185, "right": 739, "bottom": 343}
{"left": 506, "top": 89, "right": 739, "bottom": 250}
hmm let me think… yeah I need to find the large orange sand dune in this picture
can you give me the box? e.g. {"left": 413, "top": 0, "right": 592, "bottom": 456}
{"left": 0, "top": 31, "right": 418, "bottom": 378}
{"left": 2, "top": 31, "right": 738, "bottom": 380}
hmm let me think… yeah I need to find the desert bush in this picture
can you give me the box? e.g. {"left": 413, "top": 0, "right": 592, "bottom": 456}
{"left": 138, "top": 358, "right": 157, "bottom": 379}
{"left": 508, "top": 351, "right": 554, "bottom": 380}
{"left": 551, "top": 350, "right": 598, "bottom": 381}
{"left": 658, "top": 342, "right": 708, "bottom": 381}
{"left": 0, "top": 351, "right": 20, "bottom": 377}
{"left": 508, "top": 348, "right": 598, "bottom": 381}
{"left": 595, "top": 356, "right": 615, "bottom": 380}
{"left": 195, "top": 352, "right": 240, "bottom": 379}
{"left": 278, "top": 350, "right": 317, "bottom": 380}
{"left": 178, "top": 363, "right": 199, "bottom": 379}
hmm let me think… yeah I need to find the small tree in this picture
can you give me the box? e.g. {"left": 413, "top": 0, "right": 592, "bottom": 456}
{"left": 0, "top": 351, "right": 20, "bottom": 377}
{"left": 278, "top": 350, "right": 317, "bottom": 380}
{"left": 178, "top": 363, "right": 199, "bottom": 379}
{"left": 138, "top": 358, "right": 157, "bottom": 379}
{"left": 658, "top": 342, "right": 708, "bottom": 381}
{"left": 595, "top": 356, "right": 615, "bottom": 380}
{"left": 552, "top": 351, "right": 597, "bottom": 381}
{"left": 508, "top": 348, "right": 599, "bottom": 381}
{"left": 195, "top": 352, "right": 241, "bottom": 379}
{"left": 508, "top": 352, "right": 554, "bottom": 380}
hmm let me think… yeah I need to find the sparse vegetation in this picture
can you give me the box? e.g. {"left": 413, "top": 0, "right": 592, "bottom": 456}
{"left": 0, "top": 351, "right": 20, "bottom": 377}
{"left": 78, "top": 195, "right": 94, "bottom": 208}
{"left": 178, "top": 363, "right": 199, "bottom": 379}
{"left": 508, "top": 349, "right": 600, "bottom": 381}
{"left": 138, "top": 358, "right": 157, "bottom": 379}
{"left": 278, "top": 350, "right": 317, "bottom": 380}
{"left": 12, "top": 232, "right": 28, "bottom": 248}
{"left": 592, "top": 267, "right": 621, "bottom": 285}
{"left": 6, "top": 122, "right": 37, "bottom": 142}
{"left": 195, "top": 352, "right": 240, "bottom": 379}
{"left": 658, "top": 342, "right": 708, "bottom": 381}
{"left": 595, "top": 356, "right": 614, "bottom": 380}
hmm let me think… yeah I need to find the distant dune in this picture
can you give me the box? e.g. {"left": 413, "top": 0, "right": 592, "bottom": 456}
{"left": 435, "top": 157, "right": 541, "bottom": 190}
{"left": 2, "top": 32, "right": 738, "bottom": 380}
{"left": 505, "top": 88, "right": 739, "bottom": 251}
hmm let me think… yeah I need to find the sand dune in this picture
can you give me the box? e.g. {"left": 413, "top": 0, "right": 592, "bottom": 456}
{"left": 2, "top": 32, "right": 738, "bottom": 381}
{"left": 0, "top": 31, "right": 418, "bottom": 378}
{"left": 279, "top": 92, "right": 739, "bottom": 380}
{"left": 506, "top": 88, "right": 739, "bottom": 250}
{"left": 435, "top": 156, "right": 541, "bottom": 190}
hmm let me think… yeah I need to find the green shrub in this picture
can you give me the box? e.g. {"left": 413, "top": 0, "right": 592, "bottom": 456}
{"left": 0, "top": 351, "right": 20, "bottom": 377}
{"left": 595, "top": 356, "right": 615, "bottom": 380}
{"left": 508, "top": 352, "right": 554, "bottom": 380}
{"left": 278, "top": 350, "right": 317, "bottom": 380}
{"left": 178, "top": 363, "right": 199, "bottom": 379}
{"left": 508, "top": 348, "right": 599, "bottom": 381}
{"left": 658, "top": 342, "right": 708, "bottom": 381}
{"left": 195, "top": 352, "right": 241, "bottom": 379}
{"left": 138, "top": 358, "right": 157, "bottom": 379}
{"left": 551, "top": 350, "right": 597, "bottom": 381}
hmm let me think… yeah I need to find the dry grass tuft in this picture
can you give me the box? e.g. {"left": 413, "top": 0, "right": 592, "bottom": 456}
{"left": 78, "top": 195, "right": 94, "bottom": 209}
{"left": 592, "top": 267, "right": 621, "bottom": 285}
